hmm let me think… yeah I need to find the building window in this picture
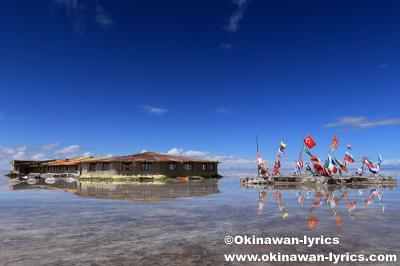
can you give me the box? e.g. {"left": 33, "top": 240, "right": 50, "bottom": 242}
{"left": 169, "top": 163, "right": 177, "bottom": 171}
{"left": 141, "top": 163, "right": 152, "bottom": 171}
{"left": 65, "top": 166, "right": 69, "bottom": 171}
{"left": 202, "top": 163, "right": 207, "bottom": 171}
{"left": 58, "top": 166, "right": 62, "bottom": 171}
{"left": 75, "top": 165, "right": 78, "bottom": 171}
{"left": 184, "top": 163, "right": 193, "bottom": 171}
{"left": 102, "top": 163, "right": 110, "bottom": 171}
{"left": 209, "top": 163, "right": 215, "bottom": 171}
{"left": 89, "top": 163, "right": 96, "bottom": 172}
{"left": 122, "top": 162, "right": 132, "bottom": 171}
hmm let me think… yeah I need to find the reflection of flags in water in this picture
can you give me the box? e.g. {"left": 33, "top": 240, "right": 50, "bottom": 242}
{"left": 346, "top": 199, "right": 357, "bottom": 212}
{"left": 344, "top": 151, "right": 355, "bottom": 164}
{"left": 365, "top": 189, "right": 381, "bottom": 206}
{"left": 296, "top": 191, "right": 304, "bottom": 207}
{"left": 329, "top": 135, "right": 339, "bottom": 153}
{"left": 307, "top": 215, "right": 319, "bottom": 229}
{"left": 258, "top": 190, "right": 267, "bottom": 215}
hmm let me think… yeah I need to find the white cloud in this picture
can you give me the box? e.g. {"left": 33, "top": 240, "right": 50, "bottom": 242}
{"left": 224, "top": 0, "right": 251, "bottom": 32}
{"left": 2, "top": 147, "right": 15, "bottom": 155}
{"left": 95, "top": 5, "right": 113, "bottom": 27}
{"left": 217, "top": 107, "right": 230, "bottom": 115}
{"left": 382, "top": 158, "right": 400, "bottom": 165}
{"left": 220, "top": 43, "right": 235, "bottom": 50}
{"left": 31, "top": 153, "right": 46, "bottom": 160}
{"left": 141, "top": 105, "right": 168, "bottom": 115}
{"left": 55, "top": 145, "right": 80, "bottom": 154}
{"left": 17, "top": 145, "right": 27, "bottom": 152}
{"left": 41, "top": 143, "right": 59, "bottom": 150}
{"left": 166, "top": 147, "right": 254, "bottom": 169}
{"left": 0, "top": 143, "right": 82, "bottom": 169}
{"left": 12, "top": 151, "right": 25, "bottom": 160}
{"left": 167, "top": 147, "right": 209, "bottom": 157}
{"left": 325, "top": 116, "right": 400, "bottom": 129}
{"left": 81, "top": 151, "right": 92, "bottom": 157}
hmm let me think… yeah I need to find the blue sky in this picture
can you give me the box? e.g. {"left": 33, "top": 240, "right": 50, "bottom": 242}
{"left": 0, "top": 0, "right": 400, "bottom": 169}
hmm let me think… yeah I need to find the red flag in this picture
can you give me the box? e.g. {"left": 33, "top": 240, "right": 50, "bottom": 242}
{"left": 304, "top": 135, "right": 316, "bottom": 149}
{"left": 330, "top": 136, "right": 338, "bottom": 152}
{"left": 344, "top": 152, "right": 355, "bottom": 164}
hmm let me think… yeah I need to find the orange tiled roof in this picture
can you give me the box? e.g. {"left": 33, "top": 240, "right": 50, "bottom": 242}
{"left": 43, "top": 156, "right": 93, "bottom": 166}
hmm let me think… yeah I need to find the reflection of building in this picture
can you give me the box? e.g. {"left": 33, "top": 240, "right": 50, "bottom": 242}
{"left": 9, "top": 179, "right": 220, "bottom": 202}
{"left": 11, "top": 152, "right": 220, "bottom": 178}
{"left": 77, "top": 179, "right": 220, "bottom": 202}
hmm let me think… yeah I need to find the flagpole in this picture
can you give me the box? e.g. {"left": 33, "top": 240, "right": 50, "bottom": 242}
{"left": 256, "top": 134, "right": 259, "bottom": 153}
{"left": 295, "top": 136, "right": 305, "bottom": 175}
{"left": 256, "top": 134, "right": 259, "bottom": 177}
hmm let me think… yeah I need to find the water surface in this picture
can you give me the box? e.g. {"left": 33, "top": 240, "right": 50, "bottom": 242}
{"left": 1, "top": 171, "right": 399, "bottom": 265}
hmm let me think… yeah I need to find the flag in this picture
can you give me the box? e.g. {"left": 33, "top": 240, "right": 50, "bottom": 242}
{"left": 342, "top": 160, "right": 348, "bottom": 172}
{"left": 347, "top": 144, "right": 352, "bottom": 150}
{"left": 327, "top": 154, "right": 337, "bottom": 173}
{"left": 305, "top": 161, "right": 316, "bottom": 175}
{"left": 334, "top": 157, "right": 347, "bottom": 173}
{"left": 272, "top": 159, "right": 281, "bottom": 175}
{"left": 344, "top": 151, "right": 355, "bottom": 164}
{"left": 368, "top": 165, "right": 380, "bottom": 175}
{"left": 323, "top": 166, "right": 332, "bottom": 177}
{"left": 355, "top": 168, "right": 363, "bottom": 175}
{"left": 305, "top": 148, "right": 320, "bottom": 162}
{"left": 304, "top": 135, "right": 316, "bottom": 149}
{"left": 362, "top": 157, "right": 374, "bottom": 168}
{"left": 257, "top": 152, "right": 269, "bottom": 177}
{"left": 297, "top": 155, "right": 303, "bottom": 170}
{"left": 329, "top": 135, "right": 339, "bottom": 152}
{"left": 362, "top": 156, "right": 380, "bottom": 175}
{"left": 313, "top": 161, "right": 324, "bottom": 176}
{"left": 278, "top": 141, "right": 286, "bottom": 153}
{"left": 368, "top": 165, "right": 381, "bottom": 175}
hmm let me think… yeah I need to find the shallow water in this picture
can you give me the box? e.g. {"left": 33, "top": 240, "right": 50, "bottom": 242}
{"left": 1, "top": 171, "right": 399, "bottom": 266}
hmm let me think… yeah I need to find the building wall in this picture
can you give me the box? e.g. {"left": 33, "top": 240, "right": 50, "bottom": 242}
{"left": 13, "top": 160, "right": 219, "bottom": 177}
{"left": 80, "top": 161, "right": 218, "bottom": 177}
